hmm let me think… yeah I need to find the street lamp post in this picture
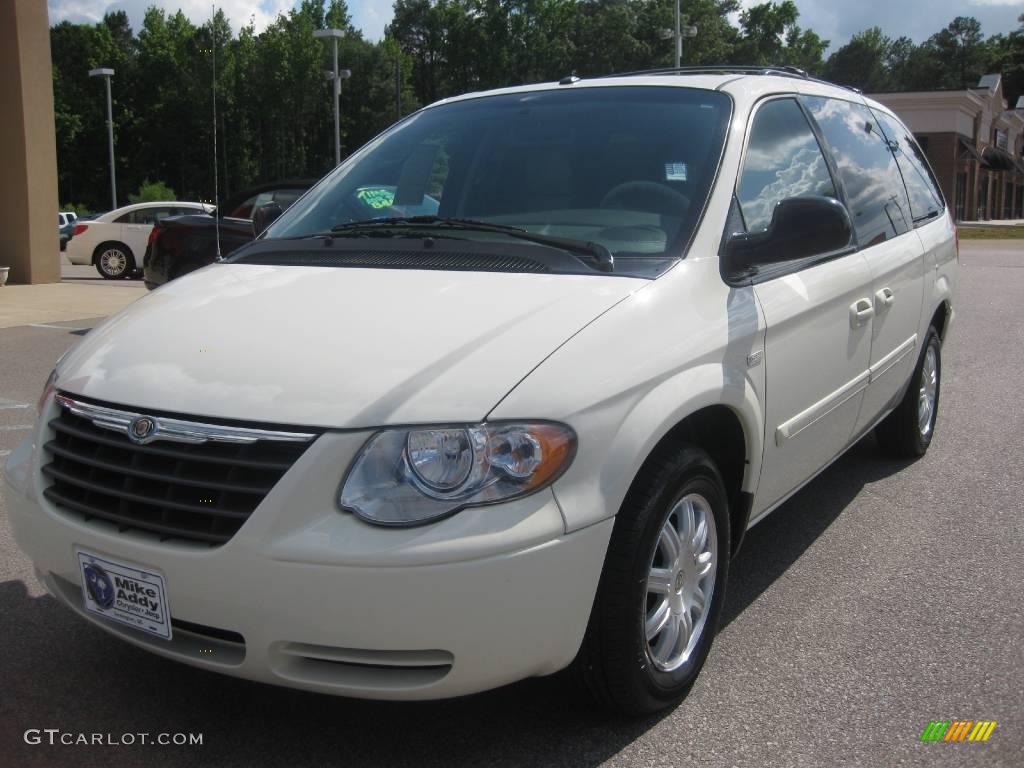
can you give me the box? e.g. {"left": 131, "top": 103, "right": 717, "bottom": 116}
{"left": 671, "top": 2, "right": 699, "bottom": 68}
{"left": 313, "top": 29, "right": 351, "bottom": 166}
{"left": 89, "top": 67, "right": 116, "bottom": 209}
{"left": 675, "top": 0, "right": 681, "bottom": 68}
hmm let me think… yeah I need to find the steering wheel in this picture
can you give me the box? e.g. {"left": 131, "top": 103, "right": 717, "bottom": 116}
{"left": 600, "top": 181, "right": 690, "bottom": 217}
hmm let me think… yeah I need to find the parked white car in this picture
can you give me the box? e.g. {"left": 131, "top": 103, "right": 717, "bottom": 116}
{"left": 6, "top": 68, "right": 956, "bottom": 715}
{"left": 66, "top": 201, "right": 212, "bottom": 279}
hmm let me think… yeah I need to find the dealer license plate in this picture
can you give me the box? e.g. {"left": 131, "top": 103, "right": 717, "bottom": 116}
{"left": 77, "top": 550, "right": 172, "bottom": 640}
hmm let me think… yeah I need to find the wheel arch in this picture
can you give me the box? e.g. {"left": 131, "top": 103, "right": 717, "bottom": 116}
{"left": 551, "top": 363, "right": 764, "bottom": 559}
{"left": 929, "top": 300, "right": 952, "bottom": 341}
{"left": 624, "top": 404, "right": 753, "bottom": 558}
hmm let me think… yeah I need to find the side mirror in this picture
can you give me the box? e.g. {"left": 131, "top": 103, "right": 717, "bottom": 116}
{"left": 725, "top": 196, "right": 852, "bottom": 277}
{"left": 252, "top": 203, "right": 284, "bottom": 238}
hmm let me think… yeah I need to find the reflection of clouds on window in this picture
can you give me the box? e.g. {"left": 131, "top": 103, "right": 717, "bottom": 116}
{"left": 832, "top": 153, "right": 910, "bottom": 236}
{"left": 743, "top": 133, "right": 817, "bottom": 173}
{"left": 872, "top": 111, "right": 944, "bottom": 222}
{"left": 807, "top": 97, "right": 870, "bottom": 145}
{"left": 741, "top": 147, "right": 833, "bottom": 232}
{"left": 804, "top": 96, "right": 910, "bottom": 244}
{"left": 737, "top": 99, "right": 837, "bottom": 233}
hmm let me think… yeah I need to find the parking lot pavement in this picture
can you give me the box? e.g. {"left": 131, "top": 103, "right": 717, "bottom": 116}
{"left": 0, "top": 241, "right": 1020, "bottom": 767}
{"left": 0, "top": 260, "right": 144, "bottom": 330}
{"left": 60, "top": 261, "right": 144, "bottom": 287}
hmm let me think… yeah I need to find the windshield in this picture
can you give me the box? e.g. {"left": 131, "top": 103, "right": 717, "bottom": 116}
{"left": 264, "top": 86, "right": 730, "bottom": 265}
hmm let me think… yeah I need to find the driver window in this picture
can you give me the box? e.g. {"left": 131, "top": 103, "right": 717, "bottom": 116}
{"left": 738, "top": 98, "right": 837, "bottom": 232}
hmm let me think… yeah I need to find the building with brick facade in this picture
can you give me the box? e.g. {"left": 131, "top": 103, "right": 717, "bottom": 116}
{"left": 869, "top": 74, "right": 1024, "bottom": 222}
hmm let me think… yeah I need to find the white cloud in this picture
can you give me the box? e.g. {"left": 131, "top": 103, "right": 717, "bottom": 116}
{"left": 48, "top": 0, "right": 395, "bottom": 39}
{"left": 48, "top": 0, "right": 1020, "bottom": 48}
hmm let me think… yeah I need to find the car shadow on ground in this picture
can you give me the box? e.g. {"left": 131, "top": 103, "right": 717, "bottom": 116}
{"left": 0, "top": 435, "right": 913, "bottom": 768}
{"left": 721, "top": 434, "right": 914, "bottom": 630}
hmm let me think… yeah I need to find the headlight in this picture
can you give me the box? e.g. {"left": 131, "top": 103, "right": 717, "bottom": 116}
{"left": 339, "top": 422, "right": 576, "bottom": 526}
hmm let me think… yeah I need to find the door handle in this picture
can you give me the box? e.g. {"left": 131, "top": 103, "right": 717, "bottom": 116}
{"left": 850, "top": 298, "right": 875, "bottom": 328}
{"left": 875, "top": 287, "right": 895, "bottom": 308}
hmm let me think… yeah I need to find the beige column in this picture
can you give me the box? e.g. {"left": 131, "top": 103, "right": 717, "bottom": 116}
{"left": 0, "top": 0, "right": 60, "bottom": 284}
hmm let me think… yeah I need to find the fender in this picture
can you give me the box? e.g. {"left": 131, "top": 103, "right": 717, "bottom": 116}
{"left": 579, "top": 364, "right": 763, "bottom": 533}
{"left": 488, "top": 258, "right": 766, "bottom": 533}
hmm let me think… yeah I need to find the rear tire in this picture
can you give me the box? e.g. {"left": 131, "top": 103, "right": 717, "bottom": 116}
{"left": 875, "top": 326, "right": 941, "bottom": 458}
{"left": 572, "top": 444, "right": 730, "bottom": 715}
{"left": 94, "top": 242, "right": 133, "bottom": 279}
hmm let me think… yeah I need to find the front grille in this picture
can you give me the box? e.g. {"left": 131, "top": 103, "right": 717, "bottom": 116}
{"left": 42, "top": 398, "right": 317, "bottom": 546}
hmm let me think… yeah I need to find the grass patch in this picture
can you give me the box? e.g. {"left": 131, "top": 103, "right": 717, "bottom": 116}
{"left": 958, "top": 225, "right": 1024, "bottom": 240}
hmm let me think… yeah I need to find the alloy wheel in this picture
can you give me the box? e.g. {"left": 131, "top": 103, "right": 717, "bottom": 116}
{"left": 644, "top": 492, "right": 718, "bottom": 672}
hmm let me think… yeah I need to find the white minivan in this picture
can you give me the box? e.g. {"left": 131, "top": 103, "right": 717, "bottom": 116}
{"left": 5, "top": 68, "right": 956, "bottom": 714}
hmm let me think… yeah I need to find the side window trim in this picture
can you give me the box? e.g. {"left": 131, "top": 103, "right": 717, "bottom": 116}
{"left": 730, "top": 95, "right": 848, "bottom": 232}
{"left": 795, "top": 96, "right": 858, "bottom": 245}
{"left": 801, "top": 94, "right": 913, "bottom": 245}
{"left": 870, "top": 108, "right": 947, "bottom": 228}
{"left": 721, "top": 94, "right": 855, "bottom": 285}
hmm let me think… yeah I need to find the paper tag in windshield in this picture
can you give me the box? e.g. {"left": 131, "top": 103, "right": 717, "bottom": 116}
{"left": 664, "top": 162, "right": 688, "bottom": 182}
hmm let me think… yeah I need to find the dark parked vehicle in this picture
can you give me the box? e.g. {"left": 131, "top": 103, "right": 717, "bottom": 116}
{"left": 143, "top": 180, "right": 312, "bottom": 289}
{"left": 58, "top": 212, "right": 76, "bottom": 250}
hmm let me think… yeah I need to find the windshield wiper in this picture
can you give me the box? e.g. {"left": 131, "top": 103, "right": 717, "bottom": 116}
{"left": 329, "top": 216, "right": 614, "bottom": 272}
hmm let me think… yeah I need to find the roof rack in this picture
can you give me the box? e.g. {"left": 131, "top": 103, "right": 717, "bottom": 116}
{"left": 598, "top": 65, "right": 811, "bottom": 80}
{"left": 593, "top": 64, "right": 865, "bottom": 96}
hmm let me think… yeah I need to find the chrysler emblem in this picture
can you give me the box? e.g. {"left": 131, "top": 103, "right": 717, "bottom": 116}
{"left": 128, "top": 416, "right": 157, "bottom": 444}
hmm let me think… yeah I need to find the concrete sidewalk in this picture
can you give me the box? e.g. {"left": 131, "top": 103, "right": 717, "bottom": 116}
{"left": 0, "top": 261, "right": 145, "bottom": 329}
{"left": 959, "top": 218, "right": 1024, "bottom": 227}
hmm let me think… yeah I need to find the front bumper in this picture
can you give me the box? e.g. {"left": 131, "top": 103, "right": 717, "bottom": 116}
{"left": 4, "top": 422, "right": 612, "bottom": 700}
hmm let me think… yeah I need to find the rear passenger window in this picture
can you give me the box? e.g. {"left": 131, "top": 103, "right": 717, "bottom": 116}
{"left": 803, "top": 96, "right": 911, "bottom": 246}
{"left": 872, "top": 111, "right": 945, "bottom": 224}
{"left": 738, "top": 98, "right": 837, "bottom": 233}
{"left": 131, "top": 209, "right": 158, "bottom": 225}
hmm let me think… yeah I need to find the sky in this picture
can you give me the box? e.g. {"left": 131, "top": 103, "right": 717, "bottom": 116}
{"left": 48, "top": 0, "right": 1024, "bottom": 48}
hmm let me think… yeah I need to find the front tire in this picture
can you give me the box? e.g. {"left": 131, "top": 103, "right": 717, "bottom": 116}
{"left": 94, "top": 243, "right": 133, "bottom": 279}
{"left": 875, "top": 326, "right": 941, "bottom": 457}
{"left": 573, "top": 444, "right": 730, "bottom": 715}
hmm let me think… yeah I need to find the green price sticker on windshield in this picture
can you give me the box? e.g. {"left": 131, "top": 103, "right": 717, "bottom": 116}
{"left": 356, "top": 187, "right": 396, "bottom": 209}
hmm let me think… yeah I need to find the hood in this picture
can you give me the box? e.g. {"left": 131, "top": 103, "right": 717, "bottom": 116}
{"left": 56, "top": 263, "right": 644, "bottom": 428}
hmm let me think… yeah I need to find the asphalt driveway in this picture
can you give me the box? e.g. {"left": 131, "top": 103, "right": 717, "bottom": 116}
{"left": 0, "top": 241, "right": 1020, "bottom": 767}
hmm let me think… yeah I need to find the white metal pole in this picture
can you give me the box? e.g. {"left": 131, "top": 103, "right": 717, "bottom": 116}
{"left": 212, "top": 6, "right": 221, "bottom": 258}
{"left": 104, "top": 75, "right": 116, "bottom": 209}
{"left": 332, "top": 38, "right": 341, "bottom": 166}
{"left": 675, "top": 0, "right": 681, "bottom": 68}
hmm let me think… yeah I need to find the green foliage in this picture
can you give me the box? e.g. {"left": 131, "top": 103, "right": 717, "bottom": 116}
{"left": 59, "top": 202, "right": 91, "bottom": 216}
{"left": 128, "top": 179, "right": 177, "bottom": 203}
{"left": 49, "top": 2, "right": 1024, "bottom": 212}
{"left": 825, "top": 14, "right": 1022, "bottom": 102}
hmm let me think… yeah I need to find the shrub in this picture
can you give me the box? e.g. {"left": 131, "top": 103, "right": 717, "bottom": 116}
{"left": 128, "top": 179, "right": 176, "bottom": 203}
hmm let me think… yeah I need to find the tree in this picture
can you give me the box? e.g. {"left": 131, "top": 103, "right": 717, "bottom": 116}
{"left": 128, "top": 179, "right": 176, "bottom": 202}
{"left": 824, "top": 27, "right": 893, "bottom": 91}
{"left": 58, "top": 0, "right": 1024, "bottom": 214}
{"left": 927, "top": 16, "right": 986, "bottom": 89}
{"left": 732, "top": 1, "right": 827, "bottom": 72}
{"left": 984, "top": 14, "right": 1024, "bottom": 106}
